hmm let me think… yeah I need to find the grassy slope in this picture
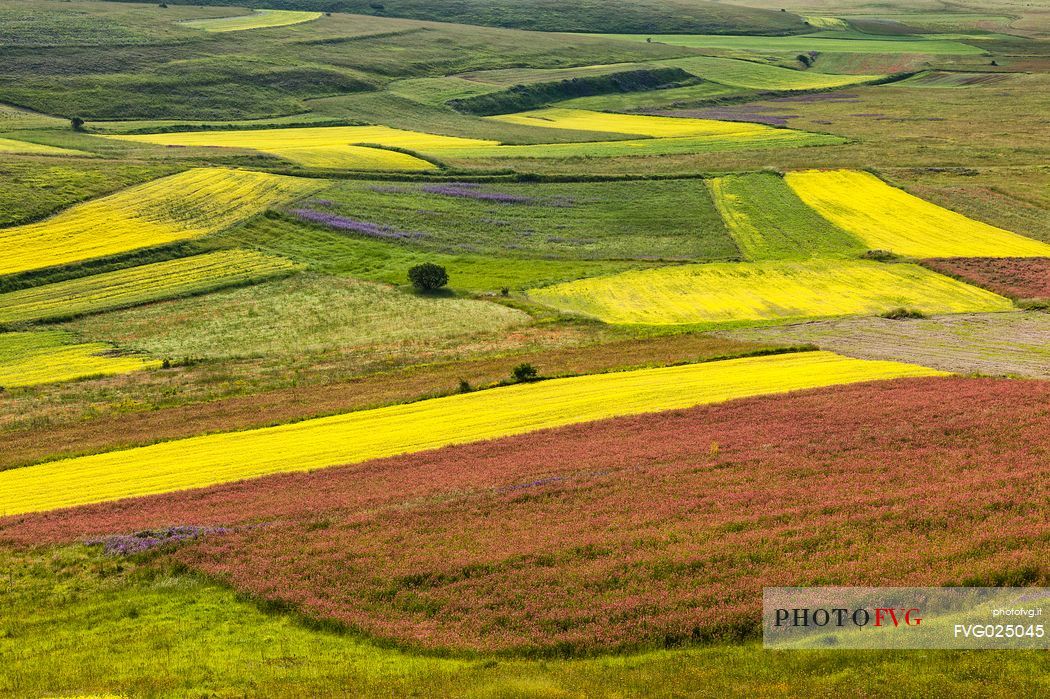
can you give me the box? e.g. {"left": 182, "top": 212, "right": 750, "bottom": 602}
{"left": 65, "top": 274, "right": 530, "bottom": 361}
{"left": 99, "top": 0, "right": 810, "bottom": 35}
{"left": 3, "top": 546, "right": 1042, "bottom": 698}
{"left": 0, "top": 159, "right": 179, "bottom": 227}
{"left": 0, "top": 2, "right": 693, "bottom": 121}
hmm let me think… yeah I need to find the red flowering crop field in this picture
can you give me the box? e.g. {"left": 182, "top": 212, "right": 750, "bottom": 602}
{"left": 5, "top": 376, "right": 1047, "bottom": 654}
{"left": 923, "top": 257, "right": 1050, "bottom": 300}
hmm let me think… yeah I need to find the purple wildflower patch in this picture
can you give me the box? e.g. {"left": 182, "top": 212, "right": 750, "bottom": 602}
{"left": 89, "top": 526, "right": 230, "bottom": 556}
{"left": 291, "top": 208, "right": 425, "bottom": 240}
{"left": 421, "top": 183, "right": 534, "bottom": 205}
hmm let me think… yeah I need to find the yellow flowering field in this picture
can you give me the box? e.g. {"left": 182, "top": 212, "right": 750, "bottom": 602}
{"left": 0, "top": 250, "right": 300, "bottom": 324}
{"left": 785, "top": 169, "right": 1050, "bottom": 257}
{"left": 529, "top": 260, "right": 1014, "bottom": 325}
{"left": 0, "top": 137, "right": 87, "bottom": 156}
{"left": 0, "top": 331, "right": 158, "bottom": 389}
{"left": 109, "top": 126, "right": 494, "bottom": 169}
{"left": 181, "top": 9, "right": 322, "bottom": 32}
{"left": 0, "top": 351, "right": 945, "bottom": 515}
{"left": 489, "top": 108, "right": 809, "bottom": 138}
{"left": 0, "top": 168, "right": 321, "bottom": 277}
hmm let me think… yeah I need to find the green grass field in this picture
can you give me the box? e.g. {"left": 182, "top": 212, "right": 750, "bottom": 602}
{"left": 208, "top": 214, "right": 651, "bottom": 292}
{"left": 707, "top": 172, "right": 865, "bottom": 259}
{"left": 293, "top": 178, "right": 736, "bottom": 261}
{"left": 66, "top": 274, "right": 530, "bottom": 361}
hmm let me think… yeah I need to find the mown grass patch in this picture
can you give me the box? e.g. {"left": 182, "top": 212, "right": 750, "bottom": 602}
{"left": 0, "top": 351, "right": 944, "bottom": 516}
{"left": 0, "top": 331, "right": 158, "bottom": 389}
{"left": 529, "top": 260, "right": 1014, "bottom": 325}
{"left": 720, "top": 311, "right": 1050, "bottom": 380}
{"left": 0, "top": 168, "right": 321, "bottom": 277}
{"left": 786, "top": 169, "right": 1050, "bottom": 257}
{"left": 707, "top": 172, "right": 864, "bottom": 260}
{"left": 0, "top": 250, "right": 300, "bottom": 325}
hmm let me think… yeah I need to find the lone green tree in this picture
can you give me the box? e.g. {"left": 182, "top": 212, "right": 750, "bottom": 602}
{"left": 70, "top": 116, "right": 85, "bottom": 132}
{"left": 408, "top": 262, "right": 448, "bottom": 292}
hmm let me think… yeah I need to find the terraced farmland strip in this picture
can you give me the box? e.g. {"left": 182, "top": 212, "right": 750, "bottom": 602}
{"left": 430, "top": 132, "right": 843, "bottom": 159}
{"left": 0, "top": 351, "right": 945, "bottom": 516}
{"left": 718, "top": 312, "right": 1050, "bottom": 379}
{"left": 0, "top": 250, "right": 300, "bottom": 325}
{"left": 707, "top": 173, "right": 865, "bottom": 260}
{"left": 785, "top": 170, "right": 1050, "bottom": 258}
{"left": 0, "top": 137, "right": 87, "bottom": 156}
{"left": 921, "top": 258, "right": 1050, "bottom": 300}
{"left": 181, "top": 10, "right": 322, "bottom": 32}
{"left": 488, "top": 108, "right": 807, "bottom": 138}
{"left": 109, "top": 126, "right": 492, "bottom": 169}
{"left": 0, "top": 168, "right": 322, "bottom": 277}
{"left": 5, "top": 377, "right": 1043, "bottom": 654}
{"left": 0, "top": 331, "right": 158, "bottom": 388}
{"left": 656, "top": 56, "right": 881, "bottom": 90}
{"left": 529, "top": 260, "right": 1014, "bottom": 325}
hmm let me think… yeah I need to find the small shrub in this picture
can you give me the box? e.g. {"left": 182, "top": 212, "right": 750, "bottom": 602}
{"left": 797, "top": 54, "right": 813, "bottom": 68}
{"left": 512, "top": 363, "right": 538, "bottom": 383}
{"left": 500, "top": 287, "right": 510, "bottom": 297}
{"left": 458, "top": 378, "right": 472, "bottom": 393}
{"left": 881, "top": 308, "right": 927, "bottom": 320}
{"left": 862, "top": 249, "right": 898, "bottom": 262}
{"left": 408, "top": 263, "right": 448, "bottom": 292}
{"left": 70, "top": 116, "right": 85, "bottom": 131}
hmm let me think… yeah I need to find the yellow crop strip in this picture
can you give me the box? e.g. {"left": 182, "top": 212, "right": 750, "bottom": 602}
{"left": 0, "top": 137, "right": 88, "bottom": 156}
{"left": 785, "top": 169, "right": 1050, "bottom": 257}
{"left": 529, "top": 260, "right": 1014, "bottom": 325}
{"left": 0, "top": 351, "right": 946, "bottom": 516}
{"left": 489, "top": 108, "right": 796, "bottom": 138}
{"left": 0, "top": 168, "right": 321, "bottom": 277}
{"left": 0, "top": 331, "right": 158, "bottom": 389}
{"left": 109, "top": 126, "right": 494, "bottom": 169}
{"left": 0, "top": 250, "right": 300, "bottom": 324}
{"left": 181, "top": 10, "right": 323, "bottom": 32}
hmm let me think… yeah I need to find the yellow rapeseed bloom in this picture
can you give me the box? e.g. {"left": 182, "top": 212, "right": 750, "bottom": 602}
{"left": 0, "top": 351, "right": 946, "bottom": 516}
{"left": 0, "top": 136, "right": 87, "bottom": 156}
{"left": 528, "top": 260, "right": 1014, "bottom": 325}
{"left": 488, "top": 108, "right": 794, "bottom": 138}
{"left": 110, "top": 127, "right": 495, "bottom": 169}
{"left": 181, "top": 9, "right": 322, "bottom": 32}
{"left": 0, "top": 168, "right": 321, "bottom": 276}
{"left": 0, "top": 331, "right": 159, "bottom": 389}
{"left": 785, "top": 169, "right": 1050, "bottom": 257}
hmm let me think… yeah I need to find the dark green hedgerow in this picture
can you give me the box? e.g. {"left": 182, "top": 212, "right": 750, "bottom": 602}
{"left": 448, "top": 68, "right": 698, "bottom": 116}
